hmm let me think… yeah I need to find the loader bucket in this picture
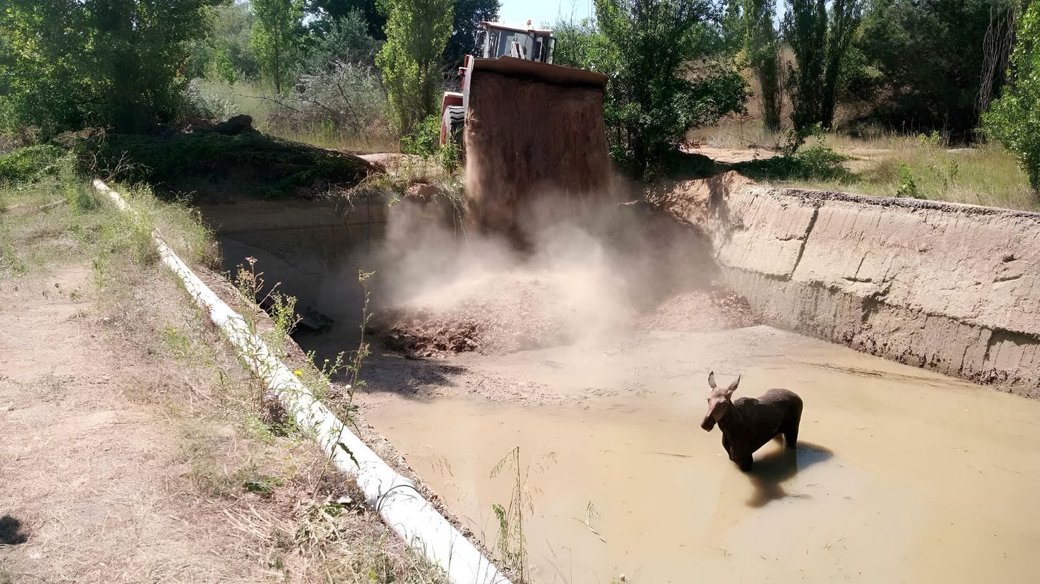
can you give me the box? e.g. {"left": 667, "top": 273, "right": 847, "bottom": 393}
{"left": 463, "top": 57, "right": 612, "bottom": 239}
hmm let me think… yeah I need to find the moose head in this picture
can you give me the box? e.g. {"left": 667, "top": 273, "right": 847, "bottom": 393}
{"left": 701, "top": 371, "right": 740, "bottom": 431}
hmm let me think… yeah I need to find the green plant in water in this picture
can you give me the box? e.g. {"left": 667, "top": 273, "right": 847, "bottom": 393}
{"left": 491, "top": 446, "right": 530, "bottom": 581}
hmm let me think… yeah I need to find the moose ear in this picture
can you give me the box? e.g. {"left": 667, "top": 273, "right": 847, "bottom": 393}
{"left": 707, "top": 371, "right": 717, "bottom": 390}
{"left": 725, "top": 375, "right": 741, "bottom": 396}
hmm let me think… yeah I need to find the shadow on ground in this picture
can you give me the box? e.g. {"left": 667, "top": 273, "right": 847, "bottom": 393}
{"left": 0, "top": 515, "right": 29, "bottom": 545}
{"left": 745, "top": 441, "right": 834, "bottom": 508}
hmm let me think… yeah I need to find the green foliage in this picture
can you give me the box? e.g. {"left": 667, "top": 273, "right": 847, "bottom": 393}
{"left": 737, "top": 0, "right": 782, "bottom": 131}
{"left": 83, "top": 131, "right": 372, "bottom": 200}
{"left": 187, "top": 2, "right": 260, "bottom": 84}
{"left": 736, "top": 142, "right": 852, "bottom": 182}
{"left": 0, "top": 0, "right": 214, "bottom": 135}
{"left": 783, "top": 0, "right": 863, "bottom": 132}
{"left": 859, "top": 0, "right": 1016, "bottom": 139}
{"left": 557, "top": 1, "right": 747, "bottom": 179}
{"left": 443, "top": 0, "right": 501, "bottom": 70}
{"left": 307, "top": 0, "right": 387, "bottom": 39}
{"left": 400, "top": 114, "right": 441, "bottom": 156}
{"left": 0, "top": 145, "right": 65, "bottom": 185}
{"left": 375, "top": 0, "right": 454, "bottom": 136}
{"left": 299, "top": 10, "right": 378, "bottom": 72}
{"left": 895, "top": 163, "right": 920, "bottom": 198}
{"left": 984, "top": 2, "right": 1040, "bottom": 192}
{"left": 251, "top": 0, "right": 306, "bottom": 93}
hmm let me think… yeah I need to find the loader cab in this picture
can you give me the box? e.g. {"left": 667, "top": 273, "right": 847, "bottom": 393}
{"left": 479, "top": 21, "right": 555, "bottom": 64}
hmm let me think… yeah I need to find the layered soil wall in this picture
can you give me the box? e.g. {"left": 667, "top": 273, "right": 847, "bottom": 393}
{"left": 660, "top": 175, "right": 1040, "bottom": 397}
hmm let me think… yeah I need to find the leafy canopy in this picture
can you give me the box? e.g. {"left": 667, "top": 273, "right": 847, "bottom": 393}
{"left": 985, "top": 2, "right": 1040, "bottom": 192}
{"left": 557, "top": 0, "right": 747, "bottom": 178}
{"left": 375, "top": 0, "right": 454, "bottom": 136}
{"left": 0, "top": 0, "right": 217, "bottom": 135}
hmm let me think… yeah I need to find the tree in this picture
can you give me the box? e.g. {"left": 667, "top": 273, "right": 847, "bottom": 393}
{"left": 783, "top": 0, "right": 862, "bottom": 133}
{"left": 0, "top": 0, "right": 215, "bottom": 135}
{"left": 985, "top": 2, "right": 1040, "bottom": 191}
{"left": 187, "top": 1, "right": 259, "bottom": 83}
{"left": 375, "top": 0, "right": 454, "bottom": 136}
{"left": 443, "top": 0, "right": 500, "bottom": 70}
{"left": 299, "top": 9, "right": 379, "bottom": 73}
{"left": 737, "top": 0, "right": 782, "bottom": 132}
{"left": 306, "top": 0, "right": 386, "bottom": 38}
{"left": 251, "top": 0, "right": 305, "bottom": 93}
{"left": 856, "top": 0, "right": 1016, "bottom": 139}
{"left": 560, "top": 1, "right": 746, "bottom": 178}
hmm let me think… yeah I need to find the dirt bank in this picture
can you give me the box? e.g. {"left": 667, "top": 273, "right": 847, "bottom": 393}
{"left": 0, "top": 180, "right": 446, "bottom": 583}
{"left": 657, "top": 172, "right": 1040, "bottom": 397}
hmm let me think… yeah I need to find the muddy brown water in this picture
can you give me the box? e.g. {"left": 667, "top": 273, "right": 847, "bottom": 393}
{"left": 199, "top": 203, "right": 1040, "bottom": 582}
{"left": 360, "top": 326, "right": 1040, "bottom": 584}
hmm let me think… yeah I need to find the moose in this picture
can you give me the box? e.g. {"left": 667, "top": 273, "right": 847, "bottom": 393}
{"left": 701, "top": 371, "right": 803, "bottom": 472}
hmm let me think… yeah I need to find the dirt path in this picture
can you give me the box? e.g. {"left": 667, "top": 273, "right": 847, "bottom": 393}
{"left": 0, "top": 264, "right": 262, "bottom": 582}
{"left": 0, "top": 183, "right": 447, "bottom": 584}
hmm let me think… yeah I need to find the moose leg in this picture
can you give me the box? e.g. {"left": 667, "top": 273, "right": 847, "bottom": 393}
{"left": 782, "top": 405, "right": 803, "bottom": 450}
{"left": 735, "top": 452, "right": 753, "bottom": 472}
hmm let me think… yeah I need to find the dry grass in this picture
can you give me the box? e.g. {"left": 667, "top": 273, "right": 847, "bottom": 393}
{"left": 0, "top": 164, "right": 448, "bottom": 583}
{"left": 691, "top": 119, "right": 1039, "bottom": 212}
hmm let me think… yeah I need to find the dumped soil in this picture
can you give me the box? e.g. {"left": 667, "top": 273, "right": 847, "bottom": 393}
{"left": 464, "top": 69, "right": 613, "bottom": 237}
{"left": 379, "top": 275, "right": 567, "bottom": 358}
{"left": 636, "top": 286, "right": 760, "bottom": 332}
{"left": 377, "top": 283, "right": 759, "bottom": 359}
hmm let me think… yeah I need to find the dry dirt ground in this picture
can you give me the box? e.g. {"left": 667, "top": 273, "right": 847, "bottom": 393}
{"left": 0, "top": 187, "right": 445, "bottom": 584}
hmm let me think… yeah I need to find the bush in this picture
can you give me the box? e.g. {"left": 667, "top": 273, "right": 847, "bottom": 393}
{"left": 267, "top": 61, "right": 388, "bottom": 143}
{"left": 400, "top": 115, "right": 441, "bottom": 157}
{"left": 984, "top": 3, "right": 1040, "bottom": 192}
{"left": 735, "top": 143, "right": 853, "bottom": 182}
{"left": 0, "top": 145, "right": 65, "bottom": 185}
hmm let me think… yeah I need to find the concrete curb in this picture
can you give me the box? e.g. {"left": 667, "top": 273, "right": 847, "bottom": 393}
{"left": 93, "top": 179, "right": 510, "bottom": 584}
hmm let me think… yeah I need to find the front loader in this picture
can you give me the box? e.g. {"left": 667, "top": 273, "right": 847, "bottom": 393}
{"left": 439, "top": 21, "right": 613, "bottom": 237}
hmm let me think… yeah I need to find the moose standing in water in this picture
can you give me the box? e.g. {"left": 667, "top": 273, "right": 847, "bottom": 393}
{"left": 701, "top": 372, "right": 803, "bottom": 472}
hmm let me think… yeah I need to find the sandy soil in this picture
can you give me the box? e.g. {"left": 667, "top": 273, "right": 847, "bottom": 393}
{"left": 0, "top": 196, "right": 448, "bottom": 584}
{"left": 0, "top": 265, "right": 262, "bottom": 582}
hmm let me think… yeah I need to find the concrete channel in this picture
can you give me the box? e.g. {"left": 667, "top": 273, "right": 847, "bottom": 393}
{"left": 197, "top": 181, "right": 1040, "bottom": 583}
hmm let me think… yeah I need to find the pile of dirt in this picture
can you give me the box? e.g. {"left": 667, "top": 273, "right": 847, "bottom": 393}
{"left": 377, "top": 280, "right": 760, "bottom": 358}
{"left": 378, "top": 275, "right": 568, "bottom": 358}
{"left": 636, "top": 287, "right": 760, "bottom": 332}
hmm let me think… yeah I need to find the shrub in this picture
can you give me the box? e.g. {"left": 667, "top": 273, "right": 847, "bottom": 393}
{"left": 0, "top": 145, "right": 65, "bottom": 185}
{"left": 984, "top": 3, "right": 1040, "bottom": 192}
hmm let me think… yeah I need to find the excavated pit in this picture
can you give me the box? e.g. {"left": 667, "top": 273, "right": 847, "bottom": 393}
{"left": 195, "top": 172, "right": 1040, "bottom": 584}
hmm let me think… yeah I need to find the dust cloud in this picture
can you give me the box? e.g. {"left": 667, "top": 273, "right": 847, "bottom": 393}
{"left": 365, "top": 185, "right": 718, "bottom": 354}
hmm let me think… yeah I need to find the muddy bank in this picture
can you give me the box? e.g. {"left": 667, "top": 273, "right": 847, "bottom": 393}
{"left": 656, "top": 173, "right": 1040, "bottom": 397}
